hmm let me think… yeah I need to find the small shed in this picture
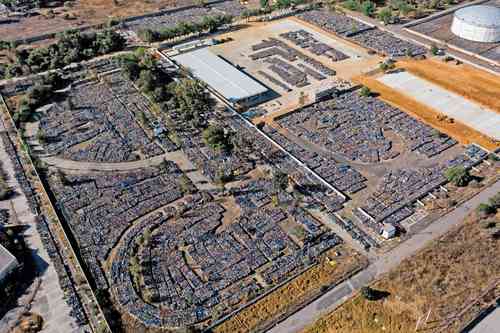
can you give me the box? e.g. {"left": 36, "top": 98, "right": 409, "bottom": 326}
{"left": 381, "top": 223, "right": 396, "bottom": 239}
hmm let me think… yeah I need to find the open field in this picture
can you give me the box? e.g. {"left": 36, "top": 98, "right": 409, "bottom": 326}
{"left": 214, "top": 246, "right": 367, "bottom": 333}
{"left": 354, "top": 74, "right": 500, "bottom": 151}
{"left": 398, "top": 59, "right": 500, "bottom": 114}
{"left": 301, "top": 206, "right": 500, "bottom": 333}
{"left": 0, "top": 0, "right": 187, "bottom": 41}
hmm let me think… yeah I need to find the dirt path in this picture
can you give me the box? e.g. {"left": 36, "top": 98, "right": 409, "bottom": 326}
{"left": 0, "top": 132, "right": 81, "bottom": 333}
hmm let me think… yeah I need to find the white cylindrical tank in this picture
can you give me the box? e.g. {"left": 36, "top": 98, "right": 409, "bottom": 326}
{"left": 451, "top": 5, "right": 500, "bottom": 43}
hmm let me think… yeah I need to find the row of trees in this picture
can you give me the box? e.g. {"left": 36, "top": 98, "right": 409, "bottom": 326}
{"left": 119, "top": 50, "right": 214, "bottom": 130}
{"left": 342, "top": 0, "right": 457, "bottom": 23}
{"left": 6, "top": 29, "right": 125, "bottom": 77}
{"left": 343, "top": 0, "right": 376, "bottom": 17}
{"left": 137, "top": 14, "right": 233, "bottom": 43}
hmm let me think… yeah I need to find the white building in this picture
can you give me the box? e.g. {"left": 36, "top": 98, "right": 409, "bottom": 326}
{"left": 172, "top": 47, "right": 269, "bottom": 107}
{"left": 451, "top": 5, "right": 500, "bottom": 43}
{"left": 0, "top": 244, "right": 18, "bottom": 283}
{"left": 381, "top": 223, "right": 396, "bottom": 240}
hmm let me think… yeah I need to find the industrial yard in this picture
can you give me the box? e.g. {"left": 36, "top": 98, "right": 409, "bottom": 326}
{"left": 0, "top": 1, "right": 499, "bottom": 333}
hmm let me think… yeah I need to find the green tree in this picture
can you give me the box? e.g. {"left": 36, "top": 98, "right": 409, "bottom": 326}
{"left": 121, "top": 60, "right": 141, "bottom": 81}
{"left": 444, "top": 166, "right": 471, "bottom": 187}
{"left": 343, "top": 0, "right": 360, "bottom": 11}
{"left": 488, "top": 192, "right": 500, "bottom": 210}
{"left": 361, "top": 286, "right": 377, "bottom": 300}
{"left": 359, "top": 86, "right": 372, "bottom": 97}
{"left": 173, "top": 79, "right": 212, "bottom": 120}
{"left": 275, "top": 0, "right": 292, "bottom": 9}
{"left": 377, "top": 6, "right": 393, "bottom": 24}
{"left": 272, "top": 170, "right": 288, "bottom": 193}
{"left": 430, "top": 44, "right": 439, "bottom": 56}
{"left": 202, "top": 125, "right": 231, "bottom": 151}
{"left": 360, "top": 0, "right": 375, "bottom": 16}
{"left": 477, "top": 203, "right": 495, "bottom": 217}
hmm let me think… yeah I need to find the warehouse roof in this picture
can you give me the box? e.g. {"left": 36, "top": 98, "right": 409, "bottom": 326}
{"left": 172, "top": 48, "right": 268, "bottom": 103}
{"left": 454, "top": 5, "right": 500, "bottom": 29}
{"left": 0, "top": 243, "right": 18, "bottom": 281}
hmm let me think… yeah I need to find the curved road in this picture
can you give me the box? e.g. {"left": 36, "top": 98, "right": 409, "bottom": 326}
{"left": 268, "top": 180, "right": 500, "bottom": 333}
{"left": 41, "top": 152, "right": 180, "bottom": 172}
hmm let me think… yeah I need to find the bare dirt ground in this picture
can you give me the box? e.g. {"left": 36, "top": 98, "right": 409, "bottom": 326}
{"left": 0, "top": 0, "right": 190, "bottom": 41}
{"left": 301, "top": 206, "right": 500, "bottom": 333}
{"left": 398, "top": 58, "right": 500, "bottom": 115}
{"left": 353, "top": 74, "right": 500, "bottom": 151}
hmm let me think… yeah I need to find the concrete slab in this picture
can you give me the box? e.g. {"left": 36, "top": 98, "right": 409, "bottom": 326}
{"left": 378, "top": 71, "right": 500, "bottom": 140}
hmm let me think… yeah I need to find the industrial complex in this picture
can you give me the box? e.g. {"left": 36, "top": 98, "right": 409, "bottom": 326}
{"left": 0, "top": 1, "right": 499, "bottom": 333}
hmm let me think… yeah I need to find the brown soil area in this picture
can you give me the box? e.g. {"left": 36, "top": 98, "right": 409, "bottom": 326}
{"left": 353, "top": 75, "right": 500, "bottom": 151}
{"left": 72, "top": 0, "right": 189, "bottom": 21}
{"left": 214, "top": 245, "right": 367, "bottom": 333}
{"left": 302, "top": 209, "right": 500, "bottom": 333}
{"left": 398, "top": 59, "right": 500, "bottom": 115}
{"left": 0, "top": 0, "right": 192, "bottom": 41}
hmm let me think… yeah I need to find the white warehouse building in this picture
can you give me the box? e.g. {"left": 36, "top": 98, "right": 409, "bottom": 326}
{"left": 172, "top": 47, "right": 269, "bottom": 107}
{"left": 0, "top": 244, "right": 18, "bottom": 283}
{"left": 451, "top": 5, "right": 500, "bottom": 43}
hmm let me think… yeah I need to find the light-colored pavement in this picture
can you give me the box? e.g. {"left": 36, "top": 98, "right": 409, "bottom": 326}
{"left": 41, "top": 153, "right": 169, "bottom": 172}
{"left": 378, "top": 71, "right": 500, "bottom": 140}
{"left": 0, "top": 130, "right": 81, "bottom": 333}
{"left": 469, "top": 307, "right": 500, "bottom": 333}
{"left": 268, "top": 180, "right": 500, "bottom": 333}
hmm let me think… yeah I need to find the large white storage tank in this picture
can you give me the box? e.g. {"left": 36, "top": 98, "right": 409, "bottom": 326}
{"left": 451, "top": 5, "right": 500, "bottom": 43}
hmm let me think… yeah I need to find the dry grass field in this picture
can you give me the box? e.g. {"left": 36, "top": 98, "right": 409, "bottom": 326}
{"left": 353, "top": 75, "right": 500, "bottom": 151}
{"left": 302, "top": 207, "right": 500, "bottom": 333}
{"left": 73, "top": 0, "right": 191, "bottom": 22}
{"left": 398, "top": 59, "right": 500, "bottom": 114}
{"left": 0, "top": 0, "right": 191, "bottom": 41}
{"left": 214, "top": 245, "right": 367, "bottom": 333}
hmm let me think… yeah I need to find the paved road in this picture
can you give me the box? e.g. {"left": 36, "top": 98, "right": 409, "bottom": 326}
{"left": 469, "top": 307, "right": 500, "bottom": 333}
{"left": 268, "top": 180, "right": 500, "bottom": 333}
{"left": 0, "top": 131, "right": 82, "bottom": 333}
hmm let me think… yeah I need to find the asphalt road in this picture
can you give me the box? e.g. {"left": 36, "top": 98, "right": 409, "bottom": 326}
{"left": 268, "top": 180, "right": 500, "bottom": 333}
{"left": 470, "top": 307, "right": 500, "bottom": 333}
